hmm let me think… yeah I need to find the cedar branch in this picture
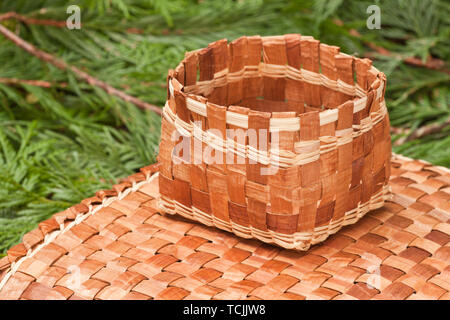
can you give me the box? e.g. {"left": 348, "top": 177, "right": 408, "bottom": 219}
{"left": 0, "top": 77, "right": 67, "bottom": 88}
{"left": 0, "top": 12, "right": 67, "bottom": 27}
{"left": 392, "top": 117, "right": 450, "bottom": 145}
{"left": 0, "top": 23, "right": 162, "bottom": 115}
{"left": 405, "top": 117, "right": 450, "bottom": 142}
{"left": 347, "top": 28, "right": 450, "bottom": 75}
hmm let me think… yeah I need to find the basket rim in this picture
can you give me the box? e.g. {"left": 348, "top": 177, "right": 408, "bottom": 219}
{"left": 166, "top": 34, "right": 387, "bottom": 129}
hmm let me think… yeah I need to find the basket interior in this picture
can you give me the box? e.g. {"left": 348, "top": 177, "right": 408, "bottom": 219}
{"left": 176, "top": 35, "right": 380, "bottom": 116}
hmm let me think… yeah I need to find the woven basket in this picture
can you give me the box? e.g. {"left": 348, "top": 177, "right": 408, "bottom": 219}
{"left": 157, "top": 34, "right": 391, "bottom": 250}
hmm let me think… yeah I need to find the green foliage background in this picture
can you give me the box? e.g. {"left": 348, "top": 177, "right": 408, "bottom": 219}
{"left": 0, "top": 0, "right": 449, "bottom": 255}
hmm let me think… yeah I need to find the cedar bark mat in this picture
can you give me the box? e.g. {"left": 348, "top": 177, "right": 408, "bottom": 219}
{"left": 159, "top": 35, "right": 391, "bottom": 250}
{"left": 0, "top": 154, "right": 449, "bottom": 300}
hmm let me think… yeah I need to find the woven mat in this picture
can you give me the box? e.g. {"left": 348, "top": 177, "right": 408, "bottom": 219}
{"left": 0, "top": 154, "right": 449, "bottom": 300}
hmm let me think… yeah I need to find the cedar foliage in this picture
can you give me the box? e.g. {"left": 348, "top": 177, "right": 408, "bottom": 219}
{"left": 0, "top": 0, "right": 449, "bottom": 254}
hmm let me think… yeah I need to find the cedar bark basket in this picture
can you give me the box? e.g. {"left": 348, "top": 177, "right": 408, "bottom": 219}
{"left": 157, "top": 34, "right": 391, "bottom": 250}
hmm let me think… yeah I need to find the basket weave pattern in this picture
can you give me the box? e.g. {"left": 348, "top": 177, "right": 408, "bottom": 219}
{"left": 158, "top": 35, "right": 392, "bottom": 250}
{"left": 0, "top": 155, "right": 449, "bottom": 300}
